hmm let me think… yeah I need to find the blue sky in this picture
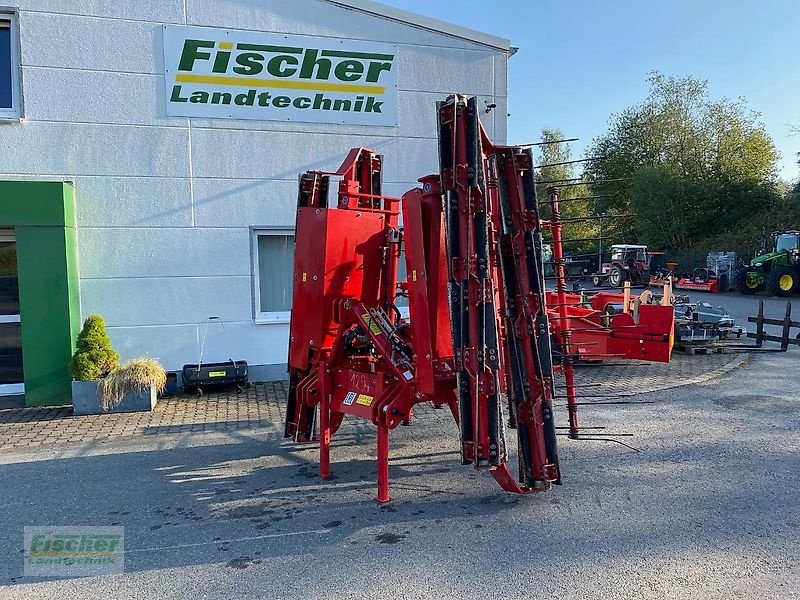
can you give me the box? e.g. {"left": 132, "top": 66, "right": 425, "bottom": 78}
{"left": 381, "top": 0, "right": 800, "bottom": 181}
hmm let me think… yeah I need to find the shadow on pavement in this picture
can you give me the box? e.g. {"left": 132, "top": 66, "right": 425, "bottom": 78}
{"left": 0, "top": 351, "right": 797, "bottom": 591}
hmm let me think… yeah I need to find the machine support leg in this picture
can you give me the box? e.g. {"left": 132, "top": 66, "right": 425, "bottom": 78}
{"left": 377, "top": 425, "right": 390, "bottom": 503}
{"left": 319, "top": 364, "right": 331, "bottom": 479}
{"left": 548, "top": 186, "right": 579, "bottom": 437}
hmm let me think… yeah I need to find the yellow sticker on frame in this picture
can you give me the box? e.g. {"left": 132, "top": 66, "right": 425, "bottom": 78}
{"left": 355, "top": 394, "right": 374, "bottom": 407}
{"left": 362, "top": 313, "right": 382, "bottom": 336}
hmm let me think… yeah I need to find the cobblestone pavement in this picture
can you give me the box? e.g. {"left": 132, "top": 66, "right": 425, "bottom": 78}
{"left": 563, "top": 351, "right": 748, "bottom": 400}
{"left": 0, "top": 383, "right": 288, "bottom": 451}
{"left": 0, "top": 353, "right": 747, "bottom": 452}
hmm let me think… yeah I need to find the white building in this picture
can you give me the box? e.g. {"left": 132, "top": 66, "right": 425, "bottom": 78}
{"left": 0, "top": 0, "right": 510, "bottom": 405}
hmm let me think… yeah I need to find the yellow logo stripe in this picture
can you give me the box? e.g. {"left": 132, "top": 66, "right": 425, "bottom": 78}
{"left": 175, "top": 73, "right": 385, "bottom": 94}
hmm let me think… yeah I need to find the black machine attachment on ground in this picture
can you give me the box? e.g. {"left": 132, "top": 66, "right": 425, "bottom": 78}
{"left": 728, "top": 301, "right": 800, "bottom": 353}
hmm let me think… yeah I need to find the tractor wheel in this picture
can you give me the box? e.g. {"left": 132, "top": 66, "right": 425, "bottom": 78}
{"left": 734, "top": 268, "right": 761, "bottom": 295}
{"left": 717, "top": 273, "right": 729, "bottom": 293}
{"left": 591, "top": 275, "right": 602, "bottom": 287}
{"left": 608, "top": 266, "right": 627, "bottom": 288}
{"left": 767, "top": 266, "right": 800, "bottom": 297}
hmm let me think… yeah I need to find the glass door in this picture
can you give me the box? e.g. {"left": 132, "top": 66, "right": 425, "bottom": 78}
{"left": 0, "top": 228, "right": 23, "bottom": 396}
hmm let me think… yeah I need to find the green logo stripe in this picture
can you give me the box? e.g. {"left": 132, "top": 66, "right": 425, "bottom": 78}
{"left": 236, "top": 43, "right": 303, "bottom": 54}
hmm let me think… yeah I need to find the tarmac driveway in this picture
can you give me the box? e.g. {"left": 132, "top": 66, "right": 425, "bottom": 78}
{"left": 0, "top": 345, "right": 798, "bottom": 599}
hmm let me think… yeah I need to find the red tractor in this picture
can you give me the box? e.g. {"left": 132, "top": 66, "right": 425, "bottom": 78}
{"left": 592, "top": 244, "right": 660, "bottom": 288}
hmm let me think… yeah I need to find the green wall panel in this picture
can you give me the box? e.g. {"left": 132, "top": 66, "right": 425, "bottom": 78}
{"left": 0, "top": 181, "right": 76, "bottom": 227}
{"left": 0, "top": 181, "right": 80, "bottom": 407}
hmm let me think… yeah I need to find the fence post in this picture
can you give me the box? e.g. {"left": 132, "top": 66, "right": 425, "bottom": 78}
{"left": 756, "top": 300, "right": 765, "bottom": 348}
{"left": 781, "top": 302, "right": 792, "bottom": 352}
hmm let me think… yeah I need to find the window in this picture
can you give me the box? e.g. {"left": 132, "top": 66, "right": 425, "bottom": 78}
{"left": 253, "top": 229, "right": 295, "bottom": 323}
{"left": 776, "top": 234, "right": 800, "bottom": 253}
{"left": 0, "top": 13, "right": 20, "bottom": 120}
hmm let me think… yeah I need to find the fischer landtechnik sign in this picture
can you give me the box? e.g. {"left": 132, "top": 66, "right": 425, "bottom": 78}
{"left": 163, "top": 26, "right": 398, "bottom": 126}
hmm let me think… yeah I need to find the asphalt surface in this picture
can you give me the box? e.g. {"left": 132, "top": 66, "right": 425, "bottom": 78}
{"left": 1, "top": 291, "right": 798, "bottom": 599}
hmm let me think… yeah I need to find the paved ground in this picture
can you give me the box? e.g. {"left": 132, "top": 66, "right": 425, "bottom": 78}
{"left": 0, "top": 383, "right": 285, "bottom": 451}
{"left": 0, "top": 354, "right": 745, "bottom": 452}
{"left": 0, "top": 290, "right": 797, "bottom": 599}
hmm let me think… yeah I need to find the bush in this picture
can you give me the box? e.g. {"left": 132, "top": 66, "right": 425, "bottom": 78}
{"left": 70, "top": 315, "right": 120, "bottom": 381}
{"left": 98, "top": 358, "right": 167, "bottom": 410}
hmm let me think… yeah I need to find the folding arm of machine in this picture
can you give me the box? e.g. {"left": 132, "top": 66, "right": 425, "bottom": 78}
{"left": 438, "top": 95, "right": 560, "bottom": 492}
{"left": 284, "top": 94, "right": 676, "bottom": 503}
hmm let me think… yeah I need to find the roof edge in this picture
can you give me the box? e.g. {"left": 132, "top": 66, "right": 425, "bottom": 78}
{"left": 324, "top": 0, "right": 511, "bottom": 52}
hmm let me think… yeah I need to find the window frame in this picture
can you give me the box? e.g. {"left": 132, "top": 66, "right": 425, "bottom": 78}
{"left": 0, "top": 11, "right": 21, "bottom": 121}
{"left": 251, "top": 226, "right": 295, "bottom": 325}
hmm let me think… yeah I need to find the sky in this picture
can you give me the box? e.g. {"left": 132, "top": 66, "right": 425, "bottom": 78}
{"left": 380, "top": 0, "right": 800, "bottom": 181}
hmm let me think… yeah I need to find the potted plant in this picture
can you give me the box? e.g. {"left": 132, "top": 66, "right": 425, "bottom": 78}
{"left": 70, "top": 315, "right": 119, "bottom": 413}
{"left": 70, "top": 316, "right": 166, "bottom": 414}
{"left": 96, "top": 357, "right": 167, "bottom": 414}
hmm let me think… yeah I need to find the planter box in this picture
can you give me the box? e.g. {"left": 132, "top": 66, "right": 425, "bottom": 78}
{"left": 72, "top": 380, "right": 157, "bottom": 415}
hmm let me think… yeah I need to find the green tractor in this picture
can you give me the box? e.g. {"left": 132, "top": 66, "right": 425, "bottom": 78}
{"left": 734, "top": 231, "right": 800, "bottom": 297}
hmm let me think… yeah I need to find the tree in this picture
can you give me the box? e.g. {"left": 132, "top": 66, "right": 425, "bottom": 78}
{"left": 584, "top": 72, "right": 783, "bottom": 260}
{"left": 789, "top": 124, "right": 800, "bottom": 216}
{"left": 534, "top": 128, "right": 597, "bottom": 257}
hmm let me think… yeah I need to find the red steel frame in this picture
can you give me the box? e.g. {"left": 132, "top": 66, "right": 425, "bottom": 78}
{"left": 674, "top": 277, "right": 722, "bottom": 293}
{"left": 284, "top": 95, "right": 675, "bottom": 502}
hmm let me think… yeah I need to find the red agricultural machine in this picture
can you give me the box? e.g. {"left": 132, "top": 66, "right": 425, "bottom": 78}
{"left": 668, "top": 252, "right": 736, "bottom": 293}
{"left": 591, "top": 244, "right": 664, "bottom": 288}
{"left": 284, "top": 95, "right": 675, "bottom": 502}
{"left": 673, "top": 269, "right": 728, "bottom": 293}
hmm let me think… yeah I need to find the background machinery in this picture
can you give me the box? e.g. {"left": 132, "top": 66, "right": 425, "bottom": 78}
{"left": 673, "top": 251, "right": 736, "bottom": 293}
{"left": 283, "top": 95, "right": 675, "bottom": 502}
{"left": 591, "top": 244, "right": 659, "bottom": 288}
{"left": 734, "top": 231, "right": 800, "bottom": 296}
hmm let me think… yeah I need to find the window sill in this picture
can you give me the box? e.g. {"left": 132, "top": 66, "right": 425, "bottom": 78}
{"left": 255, "top": 316, "right": 291, "bottom": 325}
{"left": 0, "top": 115, "right": 21, "bottom": 124}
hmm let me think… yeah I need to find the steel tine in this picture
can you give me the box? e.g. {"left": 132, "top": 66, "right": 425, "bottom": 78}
{"left": 548, "top": 214, "right": 634, "bottom": 223}
{"left": 520, "top": 138, "right": 579, "bottom": 147}
{"left": 557, "top": 435, "right": 641, "bottom": 452}
{"left": 535, "top": 156, "right": 605, "bottom": 169}
{"left": 537, "top": 177, "right": 630, "bottom": 186}
{"left": 537, "top": 195, "right": 612, "bottom": 205}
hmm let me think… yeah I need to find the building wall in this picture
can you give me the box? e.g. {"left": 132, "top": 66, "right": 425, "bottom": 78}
{"left": 0, "top": 0, "right": 509, "bottom": 377}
